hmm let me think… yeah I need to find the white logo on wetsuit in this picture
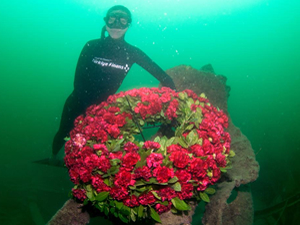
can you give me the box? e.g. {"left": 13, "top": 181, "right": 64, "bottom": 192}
{"left": 92, "top": 57, "right": 130, "bottom": 72}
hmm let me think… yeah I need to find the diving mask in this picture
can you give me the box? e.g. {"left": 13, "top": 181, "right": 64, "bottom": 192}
{"left": 105, "top": 12, "right": 130, "bottom": 29}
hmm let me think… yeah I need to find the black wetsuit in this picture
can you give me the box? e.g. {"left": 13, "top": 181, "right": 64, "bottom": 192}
{"left": 52, "top": 36, "right": 176, "bottom": 155}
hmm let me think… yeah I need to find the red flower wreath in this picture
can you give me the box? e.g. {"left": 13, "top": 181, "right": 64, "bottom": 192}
{"left": 64, "top": 87, "right": 234, "bottom": 223}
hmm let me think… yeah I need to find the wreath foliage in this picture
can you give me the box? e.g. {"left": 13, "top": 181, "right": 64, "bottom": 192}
{"left": 64, "top": 87, "right": 234, "bottom": 223}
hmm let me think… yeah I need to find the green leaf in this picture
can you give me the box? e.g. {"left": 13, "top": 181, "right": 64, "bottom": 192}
{"left": 115, "top": 201, "right": 124, "bottom": 210}
{"left": 187, "top": 97, "right": 195, "bottom": 107}
{"left": 136, "top": 186, "right": 147, "bottom": 193}
{"left": 121, "top": 205, "right": 131, "bottom": 216}
{"left": 64, "top": 137, "right": 70, "bottom": 141}
{"left": 112, "top": 143, "right": 121, "bottom": 152}
{"left": 130, "top": 209, "right": 137, "bottom": 222}
{"left": 152, "top": 191, "right": 161, "bottom": 200}
{"left": 118, "top": 212, "right": 129, "bottom": 223}
{"left": 150, "top": 207, "right": 162, "bottom": 223}
{"left": 111, "top": 207, "right": 115, "bottom": 214}
{"left": 109, "top": 200, "right": 115, "bottom": 207}
{"left": 85, "top": 184, "right": 93, "bottom": 192}
{"left": 220, "top": 168, "right": 227, "bottom": 173}
{"left": 171, "top": 207, "right": 178, "bottom": 213}
{"left": 138, "top": 205, "right": 144, "bottom": 218}
{"left": 178, "top": 92, "right": 187, "bottom": 100}
{"left": 95, "top": 191, "right": 109, "bottom": 202}
{"left": 97, "top": 202, "right": 104, "bottom": 212}
{"left": 153, "top": 136, "right": 160, "bottom": 143}
{"left": 168, "top": 176, "right": 179, "bottom": 184}
{"left": 108, "top": 166, "right": 120, "bottom": 175}
{"left": 205, "top": 187, "right": 216, "bottom": 195}
{"left": 185, "top": 123, "right": 194, "bottom": 131}
{"left": 200, "top": 93, "right": 207, "bottom": 98}
{"left": 86, "top": 190, "right": 95, "bottom": 201}
{"left": 229, "top": 150, "right": 235, "bottom": 157}
{"left": 159, "top": 201, "right": 169, "bottom": 206}
{"left": 197, "top": 138, "right": 203, "bottom": 145}
{"left": 171, "top": 182, "right": 182, "bottom": 192}
{"left": 171, "top": 197, "right": 191, "bottom": 211}
{"left": 187, "top": 129, "right": 198, "bottom": 145}
{"left": 110, "top": 158, "right": 121, "bottom": 166}
{"left": 104, "top": 205, "right": 109, "bottom": 216}
{"left": 83, "top": 198, "right": 89, "bottom": 206}
{"left": 139, "top": 120, "right": 145, "bottom": 126}
{"left": 175, "top": 126, "right": 184, "bottom": 137}
{"left": 135, "top": 149, "right": 151, "bottom": 168}
{"left": 166, "top": 137, "right": 175, "bottom": 147}
{"left": 200, "top": 192, "right": 210, "bottom": 202}
{"left": 103, "top": 178, "right": 111, "bottom": 186}
{"left": 135, "top": 180, "right": 145, "bottom": 186}
{"left": 144, "top": 177, "right": 157, "bottom": 184}
{"left": 116, "top": 97, "right": 124, "bottom": 103}
{"left": 177, "top": 137, "right": 188, "bottom": 148}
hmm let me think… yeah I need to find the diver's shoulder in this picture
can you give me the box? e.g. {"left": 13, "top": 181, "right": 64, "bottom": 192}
{"left": 85, "top": 38, "right": 103, "bottom": 46}
{"left": 125, "top": 42, "right": 144, "bottom": 54}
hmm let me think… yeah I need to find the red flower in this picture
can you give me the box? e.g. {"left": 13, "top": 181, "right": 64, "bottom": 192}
{"left": 211, "top": 165, "right": 221, "bottom": 183}
{"left": 177, "top": 183, "right": 194, "bottom": 200}
{"left": 98, "top": 155, "right": 111, "bottom": 173}
{"left": 190, "top": 144, "right": 204, "bottom": 157}
{"left": 122, "top": 152, "right": 141, "bottom": 171}
{"left": 107, "top": 124, "right": 120, "bottom": 138}
{"left": 143, "top": 141, "right": 161, "bottom": 150}
{"left": 149, "top": 101, "right": 162, "bottom": 115}
{"left": 138, "top": 192, "right": 156, "bottom": 205}
{"left": 123, "top": 142, "right": 139, "bottom": 152}
{"left": 134, "top": 103, "right": 148, "bottom": 119}
{"left": 68, "top": 168, "right": 80, "bottom": 184}
{"left": 72, "top": 133, "right": 86, "bottom": 148}
{"left": 115, "top": 115, "right": 126, "bottom": 127}
{"left": 110, "top": 186, "right": 129, "bottom": 201}
{"left": 108, "top": 106, "right": 120, "bottom": 113}
{"left": 146, "top": 153, "right": 163, "bottom": 168}
{"left": 72, "top": 188, "right": 87, "bottom": 202}
{"left": 134, "top": 166, "right": 152, "bottom": 181}
{"left": 197, "top": 177, "right": 210, "bottom": 191}
{"left": 169, "top": 151, "right": 190, "bottom": 168}
{"left": 93, "top": 143, "right": 109, "bottom": 155}
{"left": 153, "top": 166, "right": 174, "bottom": 183}
{"left": 114, "top": 170, "right": 136, "bottom": 187}
{"left": 216, "top": 153, "right": 227, "bottom": 167}
{"left": 78, "top": 166, "right": 92, "bottom": 183}
{"left": 167, "top": 144, "right": 182, "bottom": 153}
{"left": 188, "top": 158, "right": 208, "bottom": 179}
{"left": 109, "top": 151, "right": 123, "bottom": 160}
{"left": 165, "top": 99, "right": 178, "bottom": 120}
{"left": 175, "top": 170, "right": 192, "bottom": 183}
{"left": 157, "top": 187, "right": 176, "bottom": 201}
{"left": 123, "top": 195, "right": 140, "bottom": 207}
{"left": 202, "top": 139, "right": 215, "bottom": 155}
{"left": 103, "top": 112, "right": 115, "bottom": 124}
{"left": 91, "top": 175, "right": 111, "bottom": 193}
{"left": 155, "top": 202, "right": 172, "bottom": 214}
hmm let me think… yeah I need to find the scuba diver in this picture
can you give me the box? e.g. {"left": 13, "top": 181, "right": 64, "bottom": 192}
{"left": 51, "top": 5, "right": 176, "bottom": 157}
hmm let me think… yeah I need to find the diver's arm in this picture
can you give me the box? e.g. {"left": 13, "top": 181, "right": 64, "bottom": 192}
{"left": 73, "top": 42, "right": 92, "bottom": 92}
{"left": 134, "top": 48, "right": 176, "bottom": 90}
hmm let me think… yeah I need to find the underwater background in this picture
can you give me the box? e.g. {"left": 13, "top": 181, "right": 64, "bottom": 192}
{"left": 0, "top": 0, "right": 299, "bottom": 224}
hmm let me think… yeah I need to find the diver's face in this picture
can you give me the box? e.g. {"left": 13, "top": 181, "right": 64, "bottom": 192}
{"left": 105, "top": 10, "right": 130, "bottom": 39}
{"left": 106, "top": 25, "right": 128, "bottom": 39}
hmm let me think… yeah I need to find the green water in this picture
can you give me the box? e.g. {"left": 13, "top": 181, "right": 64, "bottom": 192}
{"left": 0, "top": 0, "right": 299, "bottom": 224}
